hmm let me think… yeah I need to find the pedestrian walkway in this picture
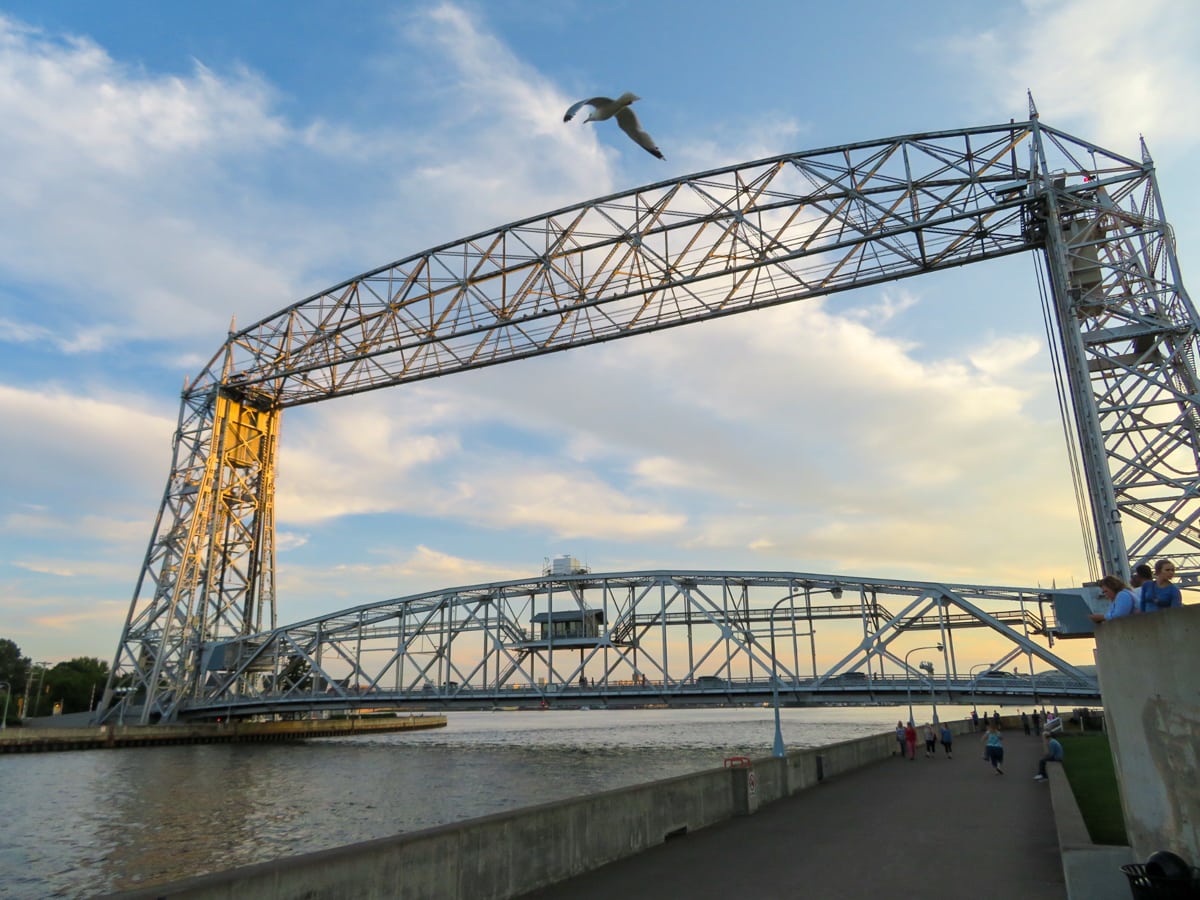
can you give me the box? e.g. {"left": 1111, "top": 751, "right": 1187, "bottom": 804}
{"left": 520, "top": 727, "right": 1064, "bottom": 900}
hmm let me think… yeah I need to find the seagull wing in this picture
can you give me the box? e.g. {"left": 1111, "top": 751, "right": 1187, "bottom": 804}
{"left": 563, "top": 96, "right": 612, "bottom": 122}
{"left": 615, "top": 106, "right": 664, "bottom": 159}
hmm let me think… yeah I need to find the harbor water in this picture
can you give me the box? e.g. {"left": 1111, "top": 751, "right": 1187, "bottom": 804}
{"left": 0, "top": 704, "right": 980, "bottom": 898}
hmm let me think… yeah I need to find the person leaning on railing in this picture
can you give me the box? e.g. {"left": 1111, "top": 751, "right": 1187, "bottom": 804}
{"left": 1088, "top": 575, "right": 1137, "bottom": 624}
{"left": 1138, "top": 559, "right": 1183, "bottom": 613}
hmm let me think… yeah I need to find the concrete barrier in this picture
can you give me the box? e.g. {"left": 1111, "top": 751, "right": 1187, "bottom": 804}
{"left": 109, "top": 727, "right": 912, "bottom": 899}
{"left": 1047, "top": 763, "right": 1133, "bottom": 899}
{"left": 1094, "top": 604, "right": 1200, "bottom": 864}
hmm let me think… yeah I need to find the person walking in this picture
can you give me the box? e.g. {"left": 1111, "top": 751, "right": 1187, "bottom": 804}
{"left": 1032, "top": 709, "right": 1041, "bottom": 736}
{"left": 923, "top": 723, "right": 936, "bottom": 758}
{"left": 895, "top": 721, "right": 906, "bottom": 758}
{"left": 1020, "top": 710, "right": 1030, "bottom": 735}
{"left": 904, "top": 722, "right": 918, "bottom": 761}
{"left": 1034, "top": 734, "right": 1064, "bottom": 781}
{"left": 970, "top": 709, "right": 979, "bottom": 732}
{"left": 939, "top": 721, "right": 954, "bottom": 759}
{"left": 991, "top": 709, "right": 1000, "bottom": 730}
{"left": 983, "top": 723, "right": 1005, "bottom": 774}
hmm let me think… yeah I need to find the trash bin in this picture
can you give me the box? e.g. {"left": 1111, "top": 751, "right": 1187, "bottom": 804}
{"left": 1120, "top": 863, "right": 1200, "bottom": 899}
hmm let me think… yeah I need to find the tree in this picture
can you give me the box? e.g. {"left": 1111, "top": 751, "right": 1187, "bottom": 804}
{"left": 43, "top": 657, "right": 109, "bottom": 716}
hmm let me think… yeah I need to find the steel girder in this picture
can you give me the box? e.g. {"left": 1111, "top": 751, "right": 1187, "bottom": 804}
{"left": 101, "top": 116, "right": 1194, "bottom": 722}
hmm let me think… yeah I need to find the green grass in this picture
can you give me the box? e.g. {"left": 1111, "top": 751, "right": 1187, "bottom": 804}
{"left": 1059, "top": 733, "right": 1129, "bottom": 845}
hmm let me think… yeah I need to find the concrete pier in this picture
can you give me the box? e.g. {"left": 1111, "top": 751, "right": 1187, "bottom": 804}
{"left": 0, "top": 714, "right": 446, "bottom": 753}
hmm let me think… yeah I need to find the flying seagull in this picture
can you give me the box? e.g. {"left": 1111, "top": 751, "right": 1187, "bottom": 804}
{"left": 563, "top": 92, "right": 664, "bottom": 160}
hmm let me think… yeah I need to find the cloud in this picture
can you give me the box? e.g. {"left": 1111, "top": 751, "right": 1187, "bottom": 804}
{"left": 0, "top": 16, "right": 307, "bottom": 346}
{"left": 951, "top": 0, "right": 1200, "bottom": 149}
{"left": 257, "top": 281, "right": 1077, "bottom": 589}
{"left": 388, "top": 3, "right": 618, "bottom": 230}
{"left": 274, "top": 544, "right": 534, "bottom": 613}
{"left": 843, "top": 288, "right": 921, "bottom": 328}
{"left": 968, "top": 335, "right": 1042, "bottom": 377}
{"left": 0, "top": 383, "right": 175, "bottom": 508}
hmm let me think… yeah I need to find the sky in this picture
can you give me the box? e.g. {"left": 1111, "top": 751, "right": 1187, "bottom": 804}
{"left": 1, "top": 0, "right": 1198, "bottom": 669}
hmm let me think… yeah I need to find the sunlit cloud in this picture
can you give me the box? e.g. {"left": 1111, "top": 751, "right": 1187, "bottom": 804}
{"left": 0, "top": 383, "right": 175, "bottom": 506}
{"left": 951, "top": 0, "right": 1200, "bottom": 148}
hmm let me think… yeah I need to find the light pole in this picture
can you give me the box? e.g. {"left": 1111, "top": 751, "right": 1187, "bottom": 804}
{"left": 768, "top": 597, "right": 791, "bottom": 757}
{"left": 968, "top": 663, "right": 991, "bottom": 720}
{"left": 0, "top": 681, "right": 9, "bottom": 729}
{"left": 768, "top": 595, "right": 813, "bottom": 758}
{"left": 919, "top": 661, "right": 938, "bottom": 724}
{"left": 30, "top": 662, "right": 50, "bottom": 719}
{"left": 904, "top": 644, "right": 943, "bottom": 726}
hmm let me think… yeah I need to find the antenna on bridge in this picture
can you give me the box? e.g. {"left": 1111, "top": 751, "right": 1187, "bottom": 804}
{"left": 1027, "top": 90, "right": 1039, "bottom": 119}
{"left": 1140, "top": 134, "right": 1154, "bottom": 165}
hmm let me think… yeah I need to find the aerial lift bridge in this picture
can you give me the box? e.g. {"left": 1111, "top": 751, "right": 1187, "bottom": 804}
{"left": 101, "top": 101, "right": 1198, "bottom": 722}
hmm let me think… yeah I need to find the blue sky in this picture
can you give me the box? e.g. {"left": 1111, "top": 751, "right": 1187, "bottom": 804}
{"left": 1, "top": 0, "right": 1198, "bottom": 666}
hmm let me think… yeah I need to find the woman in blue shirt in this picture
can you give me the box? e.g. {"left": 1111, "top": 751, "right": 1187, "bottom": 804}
{"left": 1140, "top": 559, "right": 1183, "bottom": 613}
{"left": 982, "top": 724, "right": 1004, "bottom": 774}
{"left": 1088, "top": 575, "right": 1137, "bottom": 624}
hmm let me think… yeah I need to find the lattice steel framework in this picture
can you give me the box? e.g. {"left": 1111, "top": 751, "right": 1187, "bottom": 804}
{"left": 178, "top": 570, "right": 1097, "bottom": 719}
{"left": 101, "top": 106, "right": 1197, "bottom": 722}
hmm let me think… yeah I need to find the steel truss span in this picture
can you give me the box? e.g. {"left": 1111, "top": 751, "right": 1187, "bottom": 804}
{"left": 180, "top": 569, "right": 1097, "bottom": 720}
{"left": 102, "top": 105, "right": 1195, "bottom": 723}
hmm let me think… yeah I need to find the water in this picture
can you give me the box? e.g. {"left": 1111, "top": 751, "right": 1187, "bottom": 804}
{"left": 0, "top": 705, "right": 976, "bottom": 898}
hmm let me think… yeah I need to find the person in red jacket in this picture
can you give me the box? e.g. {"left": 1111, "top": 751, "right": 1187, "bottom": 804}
{"left": 903, "top": 722, "right": 918, "bottom": 760}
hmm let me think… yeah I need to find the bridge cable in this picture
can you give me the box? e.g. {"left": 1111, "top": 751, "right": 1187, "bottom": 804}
{"left": 1034, "top": 254, "right": 1100, "bottom": 583}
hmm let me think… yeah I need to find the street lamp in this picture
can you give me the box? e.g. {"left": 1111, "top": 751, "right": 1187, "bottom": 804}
{"left": 968, "top": 663, "right": 991, "bottom": 720}
{"left": 904, "top": 644, "right": 943, "bottom": 726}
{"left": 768, "top": 595, "right": 813, "bottom": 758}
{"left": 919, "top": 661, "right": 939, "bottom": 725}
{"left": 768, "top": 597, "right": 792, "bottom": 758}
{"left": 0, "top": 682, "right": 9, "bottom": 729}
{"left": 29, "top": 662, "right": 50, "bottom": 719}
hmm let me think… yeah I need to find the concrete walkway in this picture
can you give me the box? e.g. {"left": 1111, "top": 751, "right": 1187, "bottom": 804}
{"left": 520, "top": 728, "right": 1065, "bottom": 900}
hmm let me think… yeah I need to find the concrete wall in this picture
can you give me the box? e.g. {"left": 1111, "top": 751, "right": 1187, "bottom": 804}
{"left": 109, "top": 728, "right": 915, "bottom": 900}
{"left": 1047, "top": 763, "right": 1133, "bottom": 899}
{"left": 1094, "top": 604, "right": 1200, "bottom": 863}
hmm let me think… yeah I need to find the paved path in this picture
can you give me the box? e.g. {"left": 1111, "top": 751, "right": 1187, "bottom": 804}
{"left": 520, "top": 728, "right": 1064, "bottom": 900}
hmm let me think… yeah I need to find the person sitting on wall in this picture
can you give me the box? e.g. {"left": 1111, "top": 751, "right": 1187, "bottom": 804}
{"left": 1088, "top": 574, "right": 1137, "bottom": 624}
{"left": 1034, "top": 733, "right": 1064, "bottom": 781}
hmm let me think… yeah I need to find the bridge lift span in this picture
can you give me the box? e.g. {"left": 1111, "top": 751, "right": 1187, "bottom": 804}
{"left": 101, "top": 99, "right": 1197, "bottom": 723}
{"left": 178, "top": 568, "right": 1098, "bottom": 720}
